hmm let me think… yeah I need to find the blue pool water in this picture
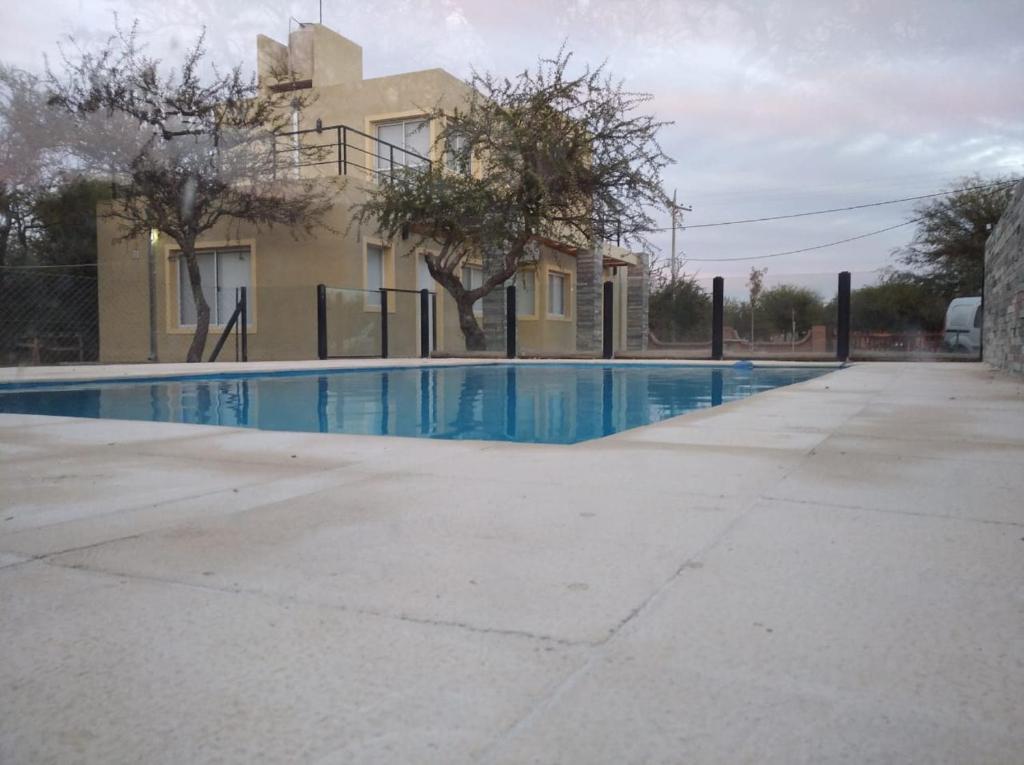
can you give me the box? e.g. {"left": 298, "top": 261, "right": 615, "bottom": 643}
{"left": 0, "top": 363, "right": 830, "bottom": 444}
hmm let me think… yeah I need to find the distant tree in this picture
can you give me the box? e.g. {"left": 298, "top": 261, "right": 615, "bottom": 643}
{"left": 0, "top": 65, "right": 65, "bottom": 274}
{"left": 648, "top": 276, "right": 711, "bottom": 342}
{"left": 28, "top": 178, "right": 111, "bottom": 269}
{"left": 47, "top": 22, "right": 340, "bottom": 361}
{"left": 746, "top": 267, "right": 766, "bottom": 341}
{"left": 354, "top": 48, "right": 672, "bottom": 349}
{"left": 840, "top": 272, "right": 948, "bottom": 333}
{"left": 757, "top": 284, "right": 825, "bottom": 338}
{"left": 895, "top": 174, "right": 1016, "bottom": 297}
{"left": 721, "top": 297, "right": 742, "bottom": 335}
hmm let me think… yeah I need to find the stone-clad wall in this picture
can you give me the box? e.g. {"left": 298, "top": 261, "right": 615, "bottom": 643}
{"left": 575, "top": 246, "right": 603, "bottom": 352}
{"left": 481, "top": 247, "right": 506, "bottom": 352}
{"left": 626, "top": 255, "right": 649, "bottom": 351}
{"left": 983, "top": 181, "right": 1024, "bottom": 375}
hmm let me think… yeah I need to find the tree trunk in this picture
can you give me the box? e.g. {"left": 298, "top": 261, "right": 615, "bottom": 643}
{"left": 456, "top": 294, "right": 487, "bottom": 351}
{"left": 182, "top": 246, "right": 212, "bottom": 362}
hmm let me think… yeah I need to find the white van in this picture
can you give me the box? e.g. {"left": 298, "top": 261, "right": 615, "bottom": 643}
{"left": 943, "top": 296, "right": 982, "bottom": 353}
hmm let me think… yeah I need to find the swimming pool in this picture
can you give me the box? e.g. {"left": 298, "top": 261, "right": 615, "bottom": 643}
{"left": 0, "top": 363, "right": 831, "bottom": 444}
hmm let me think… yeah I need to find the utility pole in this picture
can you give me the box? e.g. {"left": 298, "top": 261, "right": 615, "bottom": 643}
{"left": 668, "top": 189, "right": 692, "bottom": 285}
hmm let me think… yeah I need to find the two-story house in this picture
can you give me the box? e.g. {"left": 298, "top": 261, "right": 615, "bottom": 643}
{"left": 95, "top": 23, "right": 650, "bottom": 362}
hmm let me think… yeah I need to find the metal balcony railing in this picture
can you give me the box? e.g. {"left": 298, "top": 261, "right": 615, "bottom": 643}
{"left": 272, "top": 121, "right": 432, "bottom": 181}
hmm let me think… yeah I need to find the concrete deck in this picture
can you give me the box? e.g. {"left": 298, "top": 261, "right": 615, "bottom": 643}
{"left": 1, "top": 362, "right": 1022, "bottom": 764}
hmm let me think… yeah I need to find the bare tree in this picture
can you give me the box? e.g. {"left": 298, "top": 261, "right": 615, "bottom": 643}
{"left": 47, "top": 22, "right": 340, "bottom": 361}
{"left": 354, "top": 48, "right": 672, "bottom": 350}
{"left": 747, "top": 266, "right": 766, "bottom": 342}
{"left": 0, "top": 65, "right": 66, "bottom": 275}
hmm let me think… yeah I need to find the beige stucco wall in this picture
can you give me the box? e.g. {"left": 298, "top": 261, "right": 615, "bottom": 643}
{"left": 97, "top": 192, "right": 593, "bottom": 363}
{"left": 516, "top": 247, "right": 578, "bottom": 356}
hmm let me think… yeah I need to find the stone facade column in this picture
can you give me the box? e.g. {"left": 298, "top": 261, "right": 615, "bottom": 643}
{"left": 626, "top": 254, "right": 650, "bottom": 351}
{"left": 481, "top": 247, "right": 506, "bottom": 352}
{"left": 575, "top": 244, "right": 603, "bottom": 353}
{"left": 983, "top": 181, "right": 1024, "bottom": 375}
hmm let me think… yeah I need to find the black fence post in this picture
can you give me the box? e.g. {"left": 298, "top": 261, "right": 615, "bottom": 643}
{"left": 419, "top": 288, "right": 430, "bottom": 358}
{"left": 837, "top": 271, "right": 851, "bottom": 361}
{"left": 712, "top": 276, "right": 724, "bottom": 360}
{"left": 380, "top": 288, "right": 389, "bottom": 359}
{"left": 239, "top": 287, "right": 247, "bottom": 362}
{"left": 602, "top": 281, "right": 614, "bottom": 360}
{"left": 431, "top": 293, "right": 438, "bottom": 353}
{"left": 506, "top": 284, "right": 517, "bottom": 359}
{"left": 316, "top": 284, "right": 327, "bottom": 360}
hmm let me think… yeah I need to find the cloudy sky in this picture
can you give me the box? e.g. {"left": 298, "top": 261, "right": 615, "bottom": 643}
{"left": 4, "top": 0, "right": 1023, "bottom": 295}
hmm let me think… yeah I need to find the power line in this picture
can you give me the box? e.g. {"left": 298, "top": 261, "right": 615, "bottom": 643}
{"left": 683, "top": 216, "right": 925, "bottom": 263}
{"left": 655, "top": 178, "right": 1020, "bottom": 232}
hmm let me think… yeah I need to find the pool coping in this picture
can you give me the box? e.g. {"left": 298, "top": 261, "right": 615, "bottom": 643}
{"left": 0, "top": 357, "right": 845, "bottom": 388}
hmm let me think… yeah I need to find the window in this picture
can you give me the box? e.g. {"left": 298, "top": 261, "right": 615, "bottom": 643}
{"left": 463, "top": 264, "right": 483, "bottom": 316}
{"left": 366, "top": 244, "right": 385, "bottom": 308}
{"left": 178, "top": 248, "right": 251, "bottom": 326}
{"left": 516, "top": 270, "right": 536, "bottom": 317}
{"left": 375, "top": 118, "right": 429, "bottom": 174}
{"left": 290, "top": 106, "right": 301, "bottom": 177}
{"left": 444, "top": 133, "right": 470, "bottom": 175}
{"left": 548, "top": 271, "right": 567, "bottom": 317}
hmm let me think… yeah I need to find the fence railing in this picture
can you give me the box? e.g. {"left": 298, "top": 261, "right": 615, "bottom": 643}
{"left": 318, "top": 285, "right": 438, "bottom": 360}
{"left": 273, "top": 121, "right": 432, "bottom": 181}
{"left": 653, "top": 270, "right": 981, "bottom": 362}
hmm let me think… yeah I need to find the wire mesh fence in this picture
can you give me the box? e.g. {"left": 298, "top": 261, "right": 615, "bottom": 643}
{"left": 0, "top": 270, "right": 99, "bottom": 365}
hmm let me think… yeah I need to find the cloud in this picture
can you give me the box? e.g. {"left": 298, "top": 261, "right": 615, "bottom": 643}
{"left": 3, "top": 0, "right": 1021, "bottom": 277}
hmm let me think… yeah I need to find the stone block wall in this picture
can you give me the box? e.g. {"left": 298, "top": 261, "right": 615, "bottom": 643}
{"left": 575, "top": 246, "right": 603, "bottom": 352}
{"left": 983, "top": 181, "right": 1024, "bottom": 375}
{"left": 626, "top": 255, "right": 649, "bottom": 351}
{"left": 481, "top": 248, "right": 506, "bottom": 352}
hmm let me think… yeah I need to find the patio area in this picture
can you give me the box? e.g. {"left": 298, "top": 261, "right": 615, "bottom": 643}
{"left": 1, "top": 361, "right": 1022, "bottom": 763}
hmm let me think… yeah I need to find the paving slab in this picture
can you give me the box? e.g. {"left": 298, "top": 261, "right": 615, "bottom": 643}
{"left": 0, "top": 466, "right": 383, "bottom": 558}
{"left": 768, "top": 444, "right": 1023, "bottom": 524}
{"left": 0, "top": 446, "right": 334, "bottom": 535}
{"left": 0, "top": 562, "right": 584, "bottom": 765}
{"left": 49, "top": 473, "right": 751, "bottom": 643}
{"left": 483, "top": 498, "right": 1024, "bottom": 764}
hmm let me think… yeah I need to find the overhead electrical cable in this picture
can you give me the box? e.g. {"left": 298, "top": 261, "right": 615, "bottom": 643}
{"left": 652, "top": 178, "right": 1020, "bottom": 232}
{"left": 682, "top": 217, "right": 925, "bottom": 263}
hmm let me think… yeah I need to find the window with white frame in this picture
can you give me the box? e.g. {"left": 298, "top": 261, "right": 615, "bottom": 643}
{"left": 375, "top": 118, "right": 429, "bottom": 174}
{"left": 516, "top": 270, "right": 536, "bottom": 317}
{"left": 178, "top": 248, "right": 251, "bottom": 327}
{"left": 366, "top": 244, "right": 385, "bottom": 308}
{"left": 463, "top": 264, "right": 484, "bottom": 316}
{"left": 548, "top": 271, "right": 567, "bottom": 317}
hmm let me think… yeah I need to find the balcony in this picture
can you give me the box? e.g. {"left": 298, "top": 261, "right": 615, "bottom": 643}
{"left": 272, "top": 121, "right": 432, "bottom": 182}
